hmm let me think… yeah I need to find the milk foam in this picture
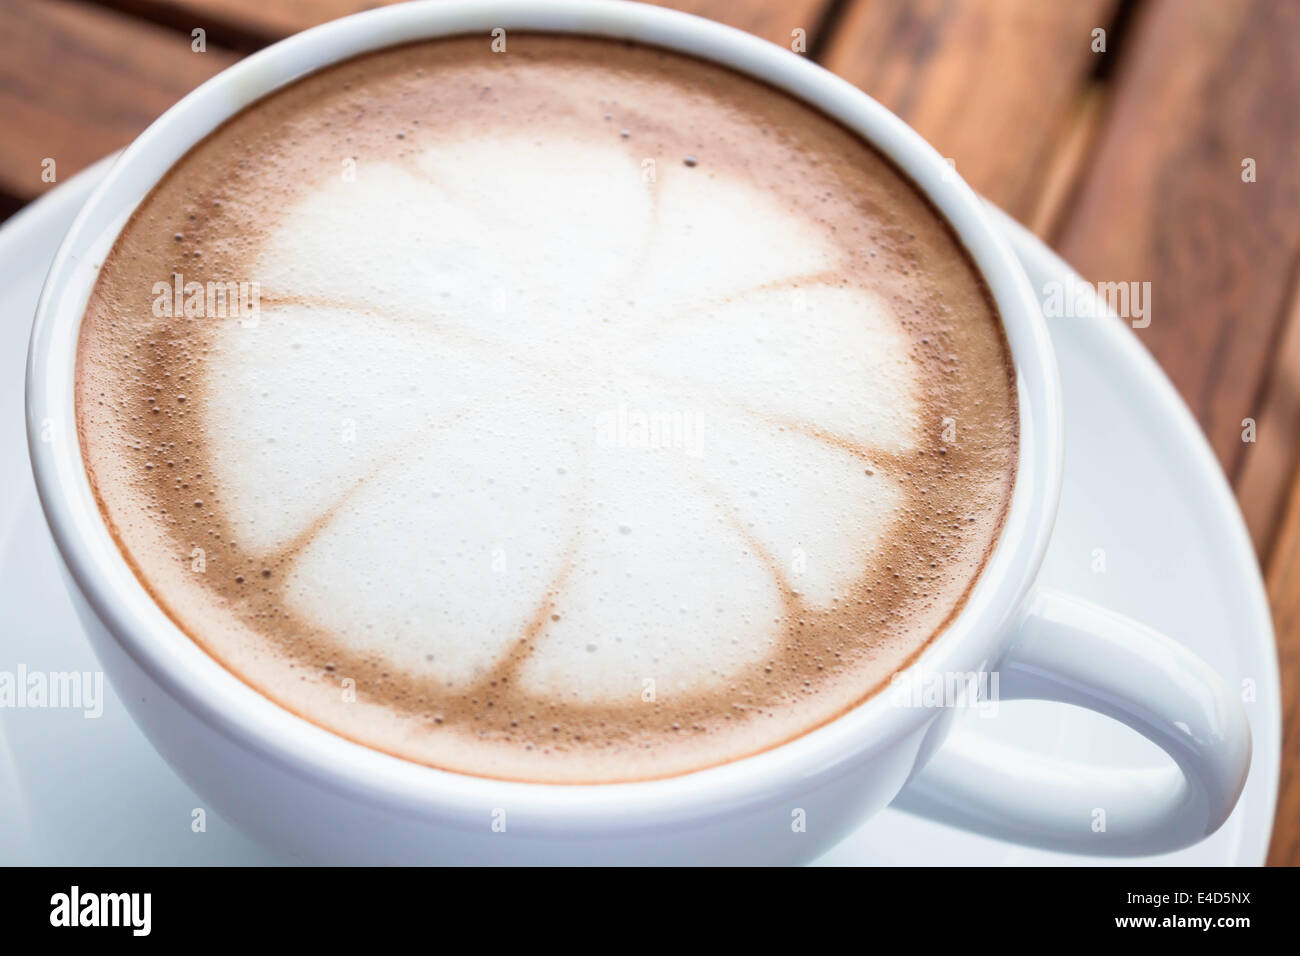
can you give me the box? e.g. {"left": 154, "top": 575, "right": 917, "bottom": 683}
{"left": 76, "top": 36, "right": 1017, "bottom": 781}
{"left": 205, "top": 139, "right": 917, "bottom": 699}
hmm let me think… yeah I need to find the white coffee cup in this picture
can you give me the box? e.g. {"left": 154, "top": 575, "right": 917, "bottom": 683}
{"left": 25, "top": 0, "right": 1250, "bottom": 864}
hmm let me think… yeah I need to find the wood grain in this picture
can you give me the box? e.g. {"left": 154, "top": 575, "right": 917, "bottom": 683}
{"left": 1239, "top": 257, "right": 1300, "bottom": 557}
{"left": 1025, "top": 86, "right": 1107, "bottom": 240}
{"left": 1262, "top": 255, "right": 1300, "bottom": 866}
{"left": 1053, "top": 0, "right": 1300, "bottom": 487}
{"left": 93, "top": 0, "right": 408, "bottom": 47}
{"left": 640, "top": 0, "right": 831, "bottom": 48}
{"left": 0, "top": 0, "right": 238, "bottom": 203}
{"left": 820, "top": 0, "right": 1117, "bottom": 223}
{"left": 96, "top": 0, "right": 833, "bottom": 49}
{"left": 1265, "top": 458, "right": 1300, "bottom": 866}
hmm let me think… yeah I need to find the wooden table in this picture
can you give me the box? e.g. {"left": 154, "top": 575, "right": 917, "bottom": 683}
{"left": 3, "top": 0, "right": 1298, "bottom": 863}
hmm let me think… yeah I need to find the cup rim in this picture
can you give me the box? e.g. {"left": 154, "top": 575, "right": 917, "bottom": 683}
{"left": 25, "top": 0, "right": 1062, "bottom": 827}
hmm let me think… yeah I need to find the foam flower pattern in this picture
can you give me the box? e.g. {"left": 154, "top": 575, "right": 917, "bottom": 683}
{"left": 204, "top": 136, "right": 920, "bottom": 702}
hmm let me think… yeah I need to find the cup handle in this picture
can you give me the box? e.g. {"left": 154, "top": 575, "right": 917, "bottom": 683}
{"left": 890, "top": 586, "right": 1252, "bottom": 855}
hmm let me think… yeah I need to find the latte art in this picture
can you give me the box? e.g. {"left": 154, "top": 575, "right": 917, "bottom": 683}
{"left": 76, "top": 36, "right": 1017, "bottom": 782}
{"left": 219, "top": 138, "right": 918, "bottom": 700}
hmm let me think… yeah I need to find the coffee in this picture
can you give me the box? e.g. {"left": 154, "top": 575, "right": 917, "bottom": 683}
{"left": 76, "top": 35, "right": 1018, "bottom": 783}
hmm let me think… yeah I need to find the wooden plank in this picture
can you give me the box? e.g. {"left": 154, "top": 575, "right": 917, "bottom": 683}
{"left": 98, "top": 0, "right": 833, "bottom": 50}
{"left": 820, "top": 0, "right": 1117, "bottom": 223}
{"left": 1238, "top": 258, "right": 1300, "bottom": 557}
{"left": 643, "top": 0, "right": 832, "bottom": 48}
{"left": 0, "top": 0, "right": 238, "bottom": 203}
{"left": 1262, "top": 255, "right": 1300, "bottom": 866}
{"left": 1265, "top": 460, "right": 1300, "bottom": 865}
{"left": 1053, "top": 0, "right": 1300, "bottom": 487}
{"left": 1025, "top": 86, "right": 1107, "bottom": 240}
{"left": 96, "top": 0, "right": 407, "bottom": 47}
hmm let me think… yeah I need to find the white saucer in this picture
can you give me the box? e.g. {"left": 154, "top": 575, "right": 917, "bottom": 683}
{"left": 0, "top": 161, "right": 1280, "bottom": 865}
